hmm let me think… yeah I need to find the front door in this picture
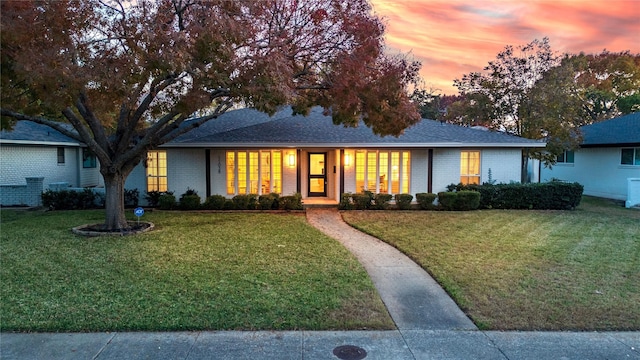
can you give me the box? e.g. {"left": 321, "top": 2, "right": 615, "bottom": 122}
{"left": 308, "top": 153, "right": 327, "bottom": 197}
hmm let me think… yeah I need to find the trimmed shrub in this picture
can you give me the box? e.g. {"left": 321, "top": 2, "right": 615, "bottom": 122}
{"left": 223, "top": 199, "right": 236, "bottom": 210}
{"left": 158, "top": 193, "right": 177, "bottom": 210}
{"left": 203, "top": 195, "right": 226, "bottom": 210}
{"left": 373, "top": 193, "right": 393, "bottom": 210}
{"left": 179, "top": 189, "right": 201, "bottom": 210}
{"left": 41, "top": 189, "right": 99, "bottom": 210}
{"left": 258, "top": 193, "right": 279, "bottom": 210}
{"left": 394, "top": 193, "right": 413, "bottom": 210}
{"left": 279, "top": 193, "right": 303, "bottom": 210}
{"left": 232, "top": 194, "right": 258, "bottom": 210}
{"left": 352, "top": 192, "right": 373, "bottom": 210}
{"left": 456, "top": 190, "right": 480, "bottom": 211}
{"left": 415, "top": 193, "right": 437, "bottom": 210}
{"left": 437, "top": 192, "right": 458, "bottom": 211}
{"left": 339, "top": 193, "right": 354, "bottom": 210}
{"left": 144, "top": 191, "right": 173, "bottom": 207}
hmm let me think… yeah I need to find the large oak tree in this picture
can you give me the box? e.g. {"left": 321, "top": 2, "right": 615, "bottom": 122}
{"left": 1, "top": 0, "right": 421, "bottom": 230}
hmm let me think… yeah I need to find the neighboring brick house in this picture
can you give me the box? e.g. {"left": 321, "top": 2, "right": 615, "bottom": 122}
{"left": 124, "top": 107, "right": 545, "bottom": 205}
{"left": 0, "top": 121, "right": 102, "bottom": 206}
{"left": 541, "top": 112, "right": 640, "bottom": 207}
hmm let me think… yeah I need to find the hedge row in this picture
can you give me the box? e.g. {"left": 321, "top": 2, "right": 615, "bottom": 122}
{"left": 339, "top": 192, "right": 415, "bottom": 210}
{"left": 156, "top": 191, "right": 303, "bottom": 211}
{"left": 449, "top": 181, "right": 584, "bottom": 210}
{"left": 42, "top": 188, "right": 139, "bottom": 210}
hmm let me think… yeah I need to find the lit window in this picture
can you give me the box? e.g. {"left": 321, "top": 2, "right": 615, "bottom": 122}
{"left": 621, "top": 148, "right": 640, "bottom": 165}
{"left": 557, "top": 150, "right": 575, "bottom": 163}
{"left": 354, "top": 150, "right": 410, "bottom": 194}
{"left": 82, "top": 148, "right": 97, "bottom": 168}
{"left": 147, "top": 150, "right": 167, "bottom": 192}
{"left": 227, "top": 150, "right": 282, "bottom": 195}
{"left": 460, "top": 151, "right": 480, "bottom": 185}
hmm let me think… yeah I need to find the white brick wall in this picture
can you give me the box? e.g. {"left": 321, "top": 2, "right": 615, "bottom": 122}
{"left": 541, "top": 147, "right": 639, "bottom": 201}
{"left": 168, "top": 148, "right": 207, "bottom": 198}
{"left": 432, "top": 149, "right": 461, "bottom": 193}
{"left": 481, "top": 149, "right": 522, "bottom": 184}
{"left": 1, "top": 145, "right": 79, "bottom": 186}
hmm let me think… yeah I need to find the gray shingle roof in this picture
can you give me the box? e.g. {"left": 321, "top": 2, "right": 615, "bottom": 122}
{"left": 0, "top": 121, "right": 79, "bottom": 145}
{"left": 170, "top": 106, "right": 544, "bottom": 148}
{"left": 580, "top": 112, "right": 640, "bottom": 147}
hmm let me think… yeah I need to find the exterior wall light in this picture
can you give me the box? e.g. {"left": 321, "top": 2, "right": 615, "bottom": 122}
{"left": 288, "top": 153, "right": 296, "bottom": 167}
{"left": 344, "top": 153, "right": 352, "bottom": 167}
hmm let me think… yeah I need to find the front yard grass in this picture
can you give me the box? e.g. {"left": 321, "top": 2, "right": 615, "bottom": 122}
{"left": 0, "top": 210, "right": 393, "bottom": 332}
{"left": 342, "top": 196, "right": 640, "bottom": 331}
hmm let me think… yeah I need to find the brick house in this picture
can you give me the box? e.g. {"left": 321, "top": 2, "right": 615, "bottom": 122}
{"left": 124, "top": 107, "right": 545, "bottom": 205}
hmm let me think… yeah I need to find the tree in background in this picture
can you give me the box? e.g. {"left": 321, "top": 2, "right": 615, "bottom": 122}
{"left": 1, "top": 0, "right": 421, "bottom": 230}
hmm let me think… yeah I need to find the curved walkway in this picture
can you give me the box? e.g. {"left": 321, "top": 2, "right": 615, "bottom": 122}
{"left": 305, "top": 208, "right": 476, "bottom": 331}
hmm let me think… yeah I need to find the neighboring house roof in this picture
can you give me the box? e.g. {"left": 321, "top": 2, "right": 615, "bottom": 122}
{"left": 580, "top": 112, "right": 640, "bottom": 147}
{"left": 0, "top": 121, "right": 81, "bottom": 146}
{"left": 170, "top": 106, "right": 545, "bottom": 148}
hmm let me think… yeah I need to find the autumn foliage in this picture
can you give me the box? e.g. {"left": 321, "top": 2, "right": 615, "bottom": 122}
{"left": 1, "top": 0, "right": 420, "bottom": 230}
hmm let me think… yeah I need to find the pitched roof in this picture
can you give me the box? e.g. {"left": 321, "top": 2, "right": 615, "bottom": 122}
{"left": 170, "top": 106, "right": 544, "bottom": 148}
{"left": 580, "top": 112, "right": 640, "bottom": 147}
{"left": 0, "top": 121, "right": 80, "bottom": 146}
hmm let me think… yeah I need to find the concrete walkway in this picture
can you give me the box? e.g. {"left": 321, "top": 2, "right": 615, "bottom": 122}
{"left": 305, "top": 208, "right": 476, "bottom": 331}
{"left": 2, "top": 208, "right": 639, "bottom": 359}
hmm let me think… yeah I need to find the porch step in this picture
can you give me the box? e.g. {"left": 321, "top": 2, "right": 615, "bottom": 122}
{"left": 303, "top": 203, "right": 339, "bottom": 209}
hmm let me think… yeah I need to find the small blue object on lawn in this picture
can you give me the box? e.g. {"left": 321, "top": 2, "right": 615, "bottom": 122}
{"left": 134, "top": 207, "right": 144, "bottom": 225}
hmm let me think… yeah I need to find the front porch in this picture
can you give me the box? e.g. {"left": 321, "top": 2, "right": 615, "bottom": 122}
{"left": 302, "top": 197, "right": 339, "bottom": 209}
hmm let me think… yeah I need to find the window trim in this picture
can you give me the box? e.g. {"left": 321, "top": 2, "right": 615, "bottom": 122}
{"left": 621, "top": 148, "right": 640, "bottom": 166}
{"left": 82, "top": 148, "right": 97, "bottom": 168}
{"left": 146, "top": 150, "right": 168, "bottom": 192}
{"left": 57, "top": 147, "right": 65, "bottom": 165}
{"left": 557, "top": 150, "right": 575, "bottom": 164}
{"left": 226, "top": 150, "right": 283, "bottom": 195}
{"left": 355, "top": 150, "right": 410, "bottom": 194}
{"left": 460, "top": 150, "right": 481, "bottom": 185}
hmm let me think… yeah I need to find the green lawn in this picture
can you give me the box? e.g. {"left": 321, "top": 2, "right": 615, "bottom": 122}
{"left": 342, "top": 196, "right": 640, "bottom": 331}
{"left": 0, "top": 210, "right": 393, "bottom": 332}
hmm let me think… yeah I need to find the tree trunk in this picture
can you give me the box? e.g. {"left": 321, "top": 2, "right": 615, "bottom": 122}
{"left": 102, "top": 171, "right": 130, "bottom": 231}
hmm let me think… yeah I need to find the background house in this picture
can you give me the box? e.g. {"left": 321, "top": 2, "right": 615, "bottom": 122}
{"left": 0, "top": 121, "right": 102, "bottom": 206}
{"left": 540, "top": 112, "right": 640, "bottom": 207}
{"left": 125, "top": 107, "right": 546, "bottom": 205}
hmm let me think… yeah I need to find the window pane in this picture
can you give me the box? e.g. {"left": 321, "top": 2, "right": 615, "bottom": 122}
{"left": 147, "top": 151, "right": 167, "bottom": 192}
{"left": 402, "top": 151, "right": 410, "bottom": 194}
{"left": 249, "top": 151, "right": 259, "bottom": 194}
{"left": 57, "top": 147, "right": 65, "bottom": 164}
{"left": 636, "top": 148, "right": 640, "bottom": 165}
{"left": 227, "top": 152, "right": 235, "bottom": 195}
{"left": 460, "top": 151, "right": 480, "bottom": 185}
{"left": 379, "top": 152, "right": 389, "bottom": 194}
{"left": 355, "top": 151, "right": 365, "bottom": 192}
{"left": 367, "top": 152, "right": 377, "bottom": 192}
{"left": 391, "top": 152, "right": 400, "bottom": 194}
{"left": 566, "top": 150, "right": 574, "bottom": 163}
{"left": 261, "top": 152, "right": 271, "bottom": 194}
{"left": 238, "top": 152, "right": 247, "bottom": 194}
{"left": 273, "top": 151, "right": 282, "bottom": 194}
{"left": 621, "top": 149, "right": 634, "bottom": 165}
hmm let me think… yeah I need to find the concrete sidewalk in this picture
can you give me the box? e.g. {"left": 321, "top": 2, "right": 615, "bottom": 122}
{"left": 2, "top": 330, "right": 638, "bottom": 359}
{"left": 306, "top": 208, "right": 475, "bottom": 331}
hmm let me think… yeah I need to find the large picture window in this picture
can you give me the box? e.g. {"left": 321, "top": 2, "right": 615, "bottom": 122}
{"left": 460, "top": 150, "right": 481, "bottom": 185}
{"left": 227, "top": 150, "right": 282, "bottom": 195}
{"left": 355, "top": 150, "right": 410, "bottom": 194}
{"left": 146, "top": 150, "right": 167, "bottom": 192}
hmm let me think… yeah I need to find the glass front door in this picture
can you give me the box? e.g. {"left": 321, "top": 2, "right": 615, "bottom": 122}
{"left": 308, "top": 153, "right": 326, "bottom": 196}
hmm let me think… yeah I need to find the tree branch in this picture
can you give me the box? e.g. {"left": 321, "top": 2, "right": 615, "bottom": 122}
{"left": 0, "top": 109, "right": 83, "bottom": 143}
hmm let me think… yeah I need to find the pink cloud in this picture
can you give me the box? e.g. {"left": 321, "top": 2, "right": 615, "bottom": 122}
{"left": 371, "top": 0, "right": 640, "bottom": 94}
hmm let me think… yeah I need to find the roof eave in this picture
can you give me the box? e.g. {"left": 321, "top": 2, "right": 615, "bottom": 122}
{"left": 162, "top": 142, "right": 546, "bottom": 149}
{"left": 0, "top": 139, "right": 83, "bottom": 147}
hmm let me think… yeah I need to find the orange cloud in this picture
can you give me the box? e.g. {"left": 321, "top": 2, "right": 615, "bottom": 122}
{"left": 371, "top": 0, "right": 640, "bottom": 94}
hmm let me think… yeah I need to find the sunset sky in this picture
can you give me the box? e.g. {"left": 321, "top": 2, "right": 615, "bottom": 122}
{"left": 369, "top": 0, "right": 640, "bottom": 94}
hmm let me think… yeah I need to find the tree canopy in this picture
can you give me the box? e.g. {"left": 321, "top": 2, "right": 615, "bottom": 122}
{"left": 1, "top": 0, "right": 421, "bottom": 230}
